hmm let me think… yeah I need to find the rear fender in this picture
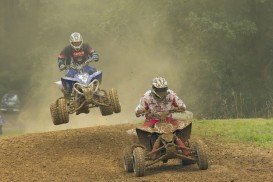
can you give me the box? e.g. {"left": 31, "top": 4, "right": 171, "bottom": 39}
{"left": 54, "top": 81, "right": 63, "bottom": 90}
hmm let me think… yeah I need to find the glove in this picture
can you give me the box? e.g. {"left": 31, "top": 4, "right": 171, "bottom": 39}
{"left": 176, "top": 107, "right": 186, "bottom": 112}
{"left": 136, "top": 110, "right": 146, "bottom": 117}
{"left": 136, "top": 112, "right": 142, "bottom": 117}
{"left": 92, "top": 52, "right": 99, "bottom": 62}
{"left": 59, "top": 64, "right": 66, "bottom": 71}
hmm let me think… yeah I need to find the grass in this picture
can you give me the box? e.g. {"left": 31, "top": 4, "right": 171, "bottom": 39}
{"left": 1, "top": 118, "right": 273, "bottom": 148}
{"left": 193, "top": 118, "right": 273, "bottom": 148}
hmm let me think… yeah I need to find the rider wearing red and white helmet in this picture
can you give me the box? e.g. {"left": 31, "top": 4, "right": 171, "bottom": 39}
{"left": 135, "top": 77, "right": 186, "bottom": 123}
{"left": 57, "top": 32, "right": 99, "bottom": 77}
{"left": 135, "top": 77, "right": 189, "bottom": 156}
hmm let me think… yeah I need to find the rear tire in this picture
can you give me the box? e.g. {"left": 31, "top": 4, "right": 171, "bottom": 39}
{"left": 123, "top": 147, "right": 133, "bottom": 172}
{"left": 99, "top": 105, "right": 113, "bottom": 116}
{"left": 99, "top": 90, "right": 113, "bottom": 116}
{"left": 133, "top": 147, "right": 146, "bottom": 177}
{"left": 181, "top": 159, "right": 193, "bottom": 166}
{"left": 108, "top": 88, "right": 121, "bottom": 113}
{"left": 193, "top": 141, "right": 208, "bottom": 170}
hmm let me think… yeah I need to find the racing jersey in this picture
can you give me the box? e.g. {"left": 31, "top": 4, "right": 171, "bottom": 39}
{"left": 135, "top": 89, "right": 186, "bottom": 119}
{"left": 57, "top": 43, "right": 96, "bottom": 67}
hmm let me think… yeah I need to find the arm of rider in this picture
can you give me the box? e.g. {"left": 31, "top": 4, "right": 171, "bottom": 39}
{"left": 171, "top": 91, "right": 186, "bottom": 112}
{"left": 135, "top": 96, "right": 149, "bottom": 117}
{"left": 58, "top": 59, "right": 67, "bottom": 71}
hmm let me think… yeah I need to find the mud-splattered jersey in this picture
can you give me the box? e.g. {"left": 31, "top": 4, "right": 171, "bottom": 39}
{"left": 135, "top": 89, "right": 186, "bottom": 117}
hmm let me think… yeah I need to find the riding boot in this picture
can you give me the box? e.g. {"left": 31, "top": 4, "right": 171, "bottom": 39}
{"left": 176, "top": 138, "right": 190, "bottom": 156}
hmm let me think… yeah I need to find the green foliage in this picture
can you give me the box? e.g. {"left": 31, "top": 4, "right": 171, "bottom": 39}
{"left": 0, "top": 0, "right": 273, "bottom": 118}
{"left": 193, "top": 119, "right": 273, "bottom": 148}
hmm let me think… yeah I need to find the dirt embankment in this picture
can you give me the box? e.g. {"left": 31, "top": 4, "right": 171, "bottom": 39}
{"left": 0, "top": 124, "right": 272, "bottom": 182}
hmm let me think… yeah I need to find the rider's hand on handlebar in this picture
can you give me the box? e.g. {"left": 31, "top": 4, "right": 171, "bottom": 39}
{"left": 59, "top": 64, "right": 67, "bottom": 71}
{"left": 136, "top": 110, "right": 147, "bottom": 117}
{"left": 173, "top": 107, "right": 186, "bottom": 113}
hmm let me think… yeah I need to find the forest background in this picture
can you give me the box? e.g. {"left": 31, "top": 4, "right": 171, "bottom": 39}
{"left": 1, "top": 0, "right": 273, "bottom": 119}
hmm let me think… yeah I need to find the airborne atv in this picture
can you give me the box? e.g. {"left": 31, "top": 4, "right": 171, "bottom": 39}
{"left": 123, "top": 111, "right": 208, "bottom": 177}
{"left": 50, "top": 59, "right": 121, "bottom": 125}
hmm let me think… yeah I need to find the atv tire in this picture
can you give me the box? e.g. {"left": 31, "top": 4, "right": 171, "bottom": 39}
{"left": 108, "top": 88, "right": 121, "bottom": 113}
{"left": 133, "top": 147, "right": 146, "bottom": 177}
{"left": 181, "top": 159, "right": 193, "bottom": 166}
{"left": 193, "top": 141, "right": 208, "bottom": 170}
{"left": 55, "top": 98, "right": 69, "bottom": 125}
{"left": 123, "top": 147, "right": 133, "bottom": 172}
{"left": 99, "top": 105, "right": 113, "bottom": 116}
{"left": 50, "top": 102, "right": 61, "bottom": 125}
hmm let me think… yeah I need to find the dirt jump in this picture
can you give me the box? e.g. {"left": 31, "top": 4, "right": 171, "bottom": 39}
{"left": 0, "top": 124, "right": 272, "bottom": 182}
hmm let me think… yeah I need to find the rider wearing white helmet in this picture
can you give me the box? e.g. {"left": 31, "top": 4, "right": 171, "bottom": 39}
{"left": 57, "top": 32, "right": 99, "bottom": 77}
{"left": 136, "top": 77, "right": 186, "bottom": 119}
{"left": 135, "top": 77, "right": 189, "bottom": 156}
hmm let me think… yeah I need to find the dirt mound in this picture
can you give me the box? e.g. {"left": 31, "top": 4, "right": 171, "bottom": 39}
{"left": 0, "top": 124, "right": 272, "bottom": 182}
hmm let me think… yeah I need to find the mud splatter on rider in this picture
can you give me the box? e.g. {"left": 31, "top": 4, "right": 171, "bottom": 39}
{"left": 135, "top": 77, "right": 190, "bottom": 156}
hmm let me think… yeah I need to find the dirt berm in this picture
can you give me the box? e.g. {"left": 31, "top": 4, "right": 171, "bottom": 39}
{"left": 0, "top": 124, "right": 272, "bottom": 182}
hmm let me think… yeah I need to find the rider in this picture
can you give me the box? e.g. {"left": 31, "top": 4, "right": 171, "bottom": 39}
{"left": 57, "top": 32, "right": 99, "bottom": 97}
{"left": 57, "top": 32, "right": 99, "bottom": 78}
{"left": 135, "top": 77, "right": 190, "bottom": 156}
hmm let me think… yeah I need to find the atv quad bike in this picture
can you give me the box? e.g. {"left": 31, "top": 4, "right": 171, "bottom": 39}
{"left": 50, "top": 59, "right": 121, "bottom": 125}
{"left": 123, "top": 111, "right": 208, "bottom": 177}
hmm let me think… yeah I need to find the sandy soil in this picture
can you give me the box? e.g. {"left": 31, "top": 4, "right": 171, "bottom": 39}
{"left": 0, "top": 124, "right": 272, "bottom": 182}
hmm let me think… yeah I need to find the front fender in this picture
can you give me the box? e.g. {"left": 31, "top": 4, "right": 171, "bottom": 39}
{"left": 54, "top": 81, "right": 63, "bottom": 90}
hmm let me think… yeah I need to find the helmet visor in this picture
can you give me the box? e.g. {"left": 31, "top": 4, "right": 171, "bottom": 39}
{"left": 153, "top": 87, "right": 168, "bottom": 93}
{"left": 71, "top": 41, "right": 82, "bottom": 47}
{"left": 152, "top": 87, "right": 168, "bottom": 99}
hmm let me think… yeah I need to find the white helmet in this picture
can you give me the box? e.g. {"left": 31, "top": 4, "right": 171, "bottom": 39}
{"left": 69, "top": 32, "right": 83, "bottom": 51}
{"left": 151, "top": 77, "right": 168, "bottom": 100}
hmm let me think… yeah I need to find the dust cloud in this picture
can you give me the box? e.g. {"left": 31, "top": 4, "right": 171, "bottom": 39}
{"left": 15, "top": 1, "right": 186, "bottom": 133}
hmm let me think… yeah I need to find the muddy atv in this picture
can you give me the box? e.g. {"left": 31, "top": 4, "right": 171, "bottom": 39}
{"left": 123, "top": 111, "right": 208, "bottom": 177}
{"left": 50, "top": 59, "right": 121, "bottom": 125}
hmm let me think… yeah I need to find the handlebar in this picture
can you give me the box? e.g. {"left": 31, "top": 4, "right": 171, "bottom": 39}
{"left": 60, "top": 58, "right": 94, "bottom": 71}
{"left": 137, "top": 109, "right": 185, "bottom": 117}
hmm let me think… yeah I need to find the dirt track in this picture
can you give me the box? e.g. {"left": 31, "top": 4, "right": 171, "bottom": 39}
{"left": 0, "top": 124, "right": 272, "bottom": 182}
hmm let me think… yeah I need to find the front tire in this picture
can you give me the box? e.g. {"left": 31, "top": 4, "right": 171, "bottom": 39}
{"left": 133, "top": 147, "right": 146, "bottom": 177}
{"left": 193, "top": 141, "right": 208, "bottom": 170}
{"left": 108, "top": 88, "right": 121, "bottom": 113}
{"left": 123, "top": 147, "right": 133, "bottom": 172}
{"left": 50, "top": 102, "right": 60, "bottom": 125}
{"left": 52, "top": 98, "right": 69, "bottom": 125}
